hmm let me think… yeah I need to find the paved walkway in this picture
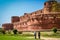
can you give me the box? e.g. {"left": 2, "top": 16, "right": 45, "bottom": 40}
{"left": 41, "top": 37, "right": 60, "bottom": 40}
{"left": 26, "top": 36, "right": 60, "bottom": 40}
{"left": 23, "top": 32, "right": 60, "bottom": 40}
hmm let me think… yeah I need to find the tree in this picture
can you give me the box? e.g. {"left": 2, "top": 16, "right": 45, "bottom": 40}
{"left": 13, "top": 29, "right": 17, "bottom": 34}
{"left": 52, "top": 27, "right": 57, "bottom": 33}
{"left": 2, "top": 30, "right": 5, "bottom": 34}
{"left": 0, "top": 28, "right": 2, "bottom": 33}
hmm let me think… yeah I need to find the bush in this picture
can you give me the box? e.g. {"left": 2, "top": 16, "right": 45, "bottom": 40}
{"left": 18, "top": 32, "right": 22, "bottom": 34}
{"left": 8, "top": 30, "right": 11, "bottom": 34}
{"left": 52, "top": 27, "right": 57, "bottom": 33}
{"left": 0, "top": 28, "right": 2, "bottom": 34}
{"left": 13, "top": 29, "right": 17, "bottom": 34}
{"left": 2, "top": 30, "right": 5, "bottom": 34}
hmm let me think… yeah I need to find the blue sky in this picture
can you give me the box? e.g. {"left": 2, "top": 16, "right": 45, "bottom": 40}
{"left": 0, "top": 0, "right": 59, "bottom": 27}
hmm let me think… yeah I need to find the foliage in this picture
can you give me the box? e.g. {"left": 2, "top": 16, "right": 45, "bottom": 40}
{"left": 0, "top": 34, "right": 35, "bottom": 40}
{"left": 7, "top": 30, "right": 12, "bottom": 34}
{"left": 18, "top": 32, "right": 22, "bottom": 34}
{"left": 41, "top": 31, "right": 60, "bottom": 38}
{"left": 13, "top": 29, "right": 17, "bottom": 34}
{"left": 2, "top": 30, "right": 6, "bottom": 34}
{"left": 52, "top": 27, "right": 57, "bottom": 33}
{"left": 0, "top": 28, "right": 2, "bottom": 33}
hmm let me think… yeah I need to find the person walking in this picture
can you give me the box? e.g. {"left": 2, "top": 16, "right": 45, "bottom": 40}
{"left": 38, "top": 32, "right": 40, "bottom": 39}
{"left": 34, "top": 32, "right": 36, "bottom": 39}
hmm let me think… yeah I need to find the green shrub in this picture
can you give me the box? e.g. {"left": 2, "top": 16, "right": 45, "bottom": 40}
{"left": 52, "top": 27, "right": 57, "bottom": 33}
{"left": 8, "top": 30, "right": 11, "bottom": 34}
{"left": 2, "top": 30, "right": 5, "bottom": 34}
{"left": 18, "top": 32, "right": 22, "bottom": 34}
{"left": 13, "top": 29, "right": 17, "bottom": 34}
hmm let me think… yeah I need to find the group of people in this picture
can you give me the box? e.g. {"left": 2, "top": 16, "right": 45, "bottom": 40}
{"left": 34, "top": 32, "right": 40, "bottom": 39}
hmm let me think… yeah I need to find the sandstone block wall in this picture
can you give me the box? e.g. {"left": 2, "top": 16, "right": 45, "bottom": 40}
{"left": 2, "top": 0, "right": 60, "bottom": 31}
{"left": 2, "top": 23, "right": 13, "bottom": 30}
{"left": 11, "top": 16, "right": 20, "bottom": 23}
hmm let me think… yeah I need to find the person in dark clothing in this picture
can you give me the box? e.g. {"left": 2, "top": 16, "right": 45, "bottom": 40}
{"left": 34, "top": 32, "right": 36, "bottom": 39}
{"left": 38, "top": 32, "right": 40, "bottom": 39}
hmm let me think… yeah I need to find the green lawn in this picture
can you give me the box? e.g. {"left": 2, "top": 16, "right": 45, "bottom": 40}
{"left": 0, "top": 34, "right": 36, "bottom": 40}
{"left": 0, "top": 31, "right": 60, "bottom": 40}
{"left": 41, "top": 31, "right": 60, "bottom": 38}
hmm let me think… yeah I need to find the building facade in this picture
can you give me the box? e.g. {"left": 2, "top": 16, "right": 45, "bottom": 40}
{"left": 2, "top": 23, "right": 13, "bottom": 30}
{"left": 2, "top": 0, "right": 60, "bottom": 31}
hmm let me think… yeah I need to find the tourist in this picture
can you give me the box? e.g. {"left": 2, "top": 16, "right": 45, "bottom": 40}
{"left": 34, "top": 32, "right": 36, "bottom": 39}
{"left": 38, "top": 32, "right": 40, "bottom": 39}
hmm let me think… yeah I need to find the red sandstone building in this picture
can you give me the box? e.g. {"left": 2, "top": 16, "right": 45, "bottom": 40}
{"left": 2, "top": 0, "right": 60, "bottom": 31}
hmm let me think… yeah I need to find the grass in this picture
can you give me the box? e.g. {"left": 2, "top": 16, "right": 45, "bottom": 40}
{"left": 0, "top": 34, "right": 33, "bottom": 40}
{"left": 41, "top": 31, "right": 60, "bottom": 38}
{"left": 0, "top": 31, "right": 60, "bottom": 40}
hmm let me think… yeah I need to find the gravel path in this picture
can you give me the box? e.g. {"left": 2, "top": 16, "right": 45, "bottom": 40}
{"left": 41, "top": 37, "right": 60, "bottom": 40}
{"left": 26, "top": 36, "right": 60, "bottom": 40}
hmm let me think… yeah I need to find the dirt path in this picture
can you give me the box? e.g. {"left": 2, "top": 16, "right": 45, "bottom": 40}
{"left": 26, "top": 36, "right": 60, "bottom": 40}
{"left": 41, "top": 37, "right": 60, "bottom": 40}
